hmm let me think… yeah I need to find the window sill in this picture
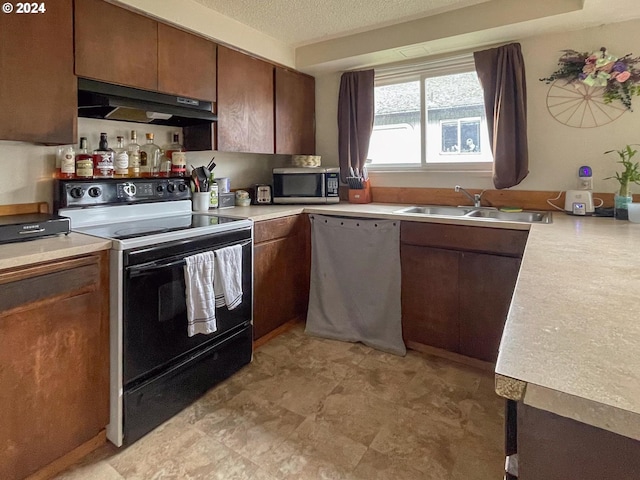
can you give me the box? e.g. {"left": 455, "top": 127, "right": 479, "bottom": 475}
{"left": 367, "top": 163, "right": 493, "bottom": 175}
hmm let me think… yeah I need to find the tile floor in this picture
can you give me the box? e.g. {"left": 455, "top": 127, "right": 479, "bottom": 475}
{"left": 54, "top": 324, "right": 505, "bottom": 480}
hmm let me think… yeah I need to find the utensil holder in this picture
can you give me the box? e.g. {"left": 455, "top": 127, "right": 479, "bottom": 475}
{"left": 348, "top": 179, "right": 371, "bottom": 204}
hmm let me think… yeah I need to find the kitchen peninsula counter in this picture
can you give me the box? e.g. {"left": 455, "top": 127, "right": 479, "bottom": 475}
{"left": 0, "top": 233, "right": 111, "bottom": 270}
{"left": 221, "top": 203, "right": 640, "bottom": 440}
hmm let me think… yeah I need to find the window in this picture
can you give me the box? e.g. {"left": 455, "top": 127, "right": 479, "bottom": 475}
{"left": 367, "top": 56, "right": 493, "bottom": 170}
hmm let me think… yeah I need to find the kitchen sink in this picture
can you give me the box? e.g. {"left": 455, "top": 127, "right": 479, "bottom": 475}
{"left": 465, "top": 209, "right": 552, "bottom": 223}
{"left": 394, "top": 205, "right": 475, "bottom": 216}
{"left": 393, "top": 205, "right": 552, "bottom": 223}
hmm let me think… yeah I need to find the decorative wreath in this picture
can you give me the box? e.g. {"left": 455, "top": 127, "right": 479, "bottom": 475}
{"left": 540, "top": 47, "right": 640, "bottom": 110}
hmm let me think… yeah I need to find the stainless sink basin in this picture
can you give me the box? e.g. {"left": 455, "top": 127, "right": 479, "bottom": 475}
{"left": 393, "top": 205, "right": 552, "bottom": 223}
{"left": 394, "top": 205, "right": 475, "bottom": 216}
{"left": 465, "top": 209, "right": 552, "bottom": 223}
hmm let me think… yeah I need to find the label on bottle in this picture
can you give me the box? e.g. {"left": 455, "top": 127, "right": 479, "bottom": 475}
{"left": 61, "top": 149, "right": 75, "bottom": 174}
{"left": 129, "top": 151, "right": 140, "bottom": 176}
{"left": 76, "top": 157, "right": 93, "bottom": 178}
{"left": 171, "top": 152, "right": 187, "bottom": 176}
{"left": 93, "top": 152, "right": 114, "bottom": 177}
{"left": 209, "top": 183, "right": 219, "bottom": 208}
{"left": 114, "top": 151, "right": 129, "bottom": 175}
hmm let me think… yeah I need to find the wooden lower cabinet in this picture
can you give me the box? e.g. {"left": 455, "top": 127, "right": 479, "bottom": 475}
{"left": 401, "top": 245, "right": 459, "bottom": 351}
{"left": 518, "top": 403, "right": 640, "bottom": 479}
{"left": 0, "top": 252, "right": 109, "bottom": 480}
{"left": 253, "top": 215, "right": 310, "bottom": 339}
{"left": 400, "top": 221, "right": 526, "bottom": 363}
{"left": 459, "top": 252, "right": 521, "bottom": 362}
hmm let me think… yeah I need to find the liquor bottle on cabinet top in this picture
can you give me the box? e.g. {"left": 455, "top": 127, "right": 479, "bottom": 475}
{"left": 139, "top": 133, "right": 161, "bottom": 177}
{"left": 114, "top": 136, "right": 129, "bottom": 177}
{"left": 93, "top": 133, "right": 114, "bottom": 178}
{"left": 163, "top": 132, "right": 185, "bottom": 177}
{"left": 162, "top": 132, "right": 184, "bottom": 177}
{"left": 127, "top": 130, "right": 141, "bottom": 177}
{"left": 57, "top": 145, "right": 75, "bottom": 179}
{"left": 75, "top": 137, "right": 93, "bottom": 179}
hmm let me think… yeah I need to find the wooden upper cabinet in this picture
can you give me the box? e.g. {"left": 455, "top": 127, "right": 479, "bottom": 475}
{"left": 74, "top": 0, "right": 158, "bottom": 91}
{"left": 217, "top": 45, "right": 274, "bottom": 154}
{"left": 158, "top": 23, "right": 217, "bottom": 101}
{"left": 0, "top": 0, "right": 76, "bottom": 144}
{"left": 275, "top": 67, "right": 316, "bottom": 154}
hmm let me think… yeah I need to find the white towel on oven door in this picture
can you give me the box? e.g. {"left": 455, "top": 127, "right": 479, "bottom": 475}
{"left": 184, "top": 251, "right": 217, "bottom": 336}
{"left": 214, "top": 245, "right": 243, "bottom": 310}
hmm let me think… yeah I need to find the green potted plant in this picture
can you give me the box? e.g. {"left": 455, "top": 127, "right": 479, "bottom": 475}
{"left": 605, "top": 144, "right": 640, "bottom": 219}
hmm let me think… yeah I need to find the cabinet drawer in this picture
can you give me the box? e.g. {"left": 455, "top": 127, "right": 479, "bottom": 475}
{"left": 0, "top": 255, "right": 101, "bottom": 314}
{"left": 254, "top": 214, "right": 308, "bottom": 244}
{"left": 401, "top": 221, "right": 528, "bottom": 257}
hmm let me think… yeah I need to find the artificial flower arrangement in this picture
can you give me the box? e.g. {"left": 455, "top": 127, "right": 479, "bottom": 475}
{"left": 540, "top": 47, "right": 640, "bottom": 110}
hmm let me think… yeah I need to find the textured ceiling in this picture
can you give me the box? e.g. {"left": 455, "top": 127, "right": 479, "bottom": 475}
{"left": 190, "top": 0, "right": 489, "bottom": 46}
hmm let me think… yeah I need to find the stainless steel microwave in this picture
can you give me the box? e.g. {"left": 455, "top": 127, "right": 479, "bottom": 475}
{"left": 272, "top": 167, "right": 340, "bottom": 204}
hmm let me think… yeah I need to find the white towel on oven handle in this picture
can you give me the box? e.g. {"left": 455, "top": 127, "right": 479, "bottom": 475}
{"left": 213, "top": 245, "right": 243, "bottom": 310}
{"left": 184, "top": 251, "right": 217, "bottom": 336}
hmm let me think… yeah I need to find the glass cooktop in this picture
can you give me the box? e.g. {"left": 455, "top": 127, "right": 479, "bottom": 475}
{"left": 76, "top": 213, "right": 244, "bottom": 240}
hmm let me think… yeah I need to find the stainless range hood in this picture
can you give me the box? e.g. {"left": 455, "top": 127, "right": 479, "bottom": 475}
{"left": 77, "top": 78, "right": 217, "bottom": 127}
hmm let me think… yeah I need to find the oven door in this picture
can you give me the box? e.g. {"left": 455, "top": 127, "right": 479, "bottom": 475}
{"left": 122, "top": 228, "right": 252, "bottom": 387}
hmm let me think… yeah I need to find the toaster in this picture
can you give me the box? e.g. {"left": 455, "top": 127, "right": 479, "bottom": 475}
{"left": 254, "top": 184, "right": 272, "bottom": 204}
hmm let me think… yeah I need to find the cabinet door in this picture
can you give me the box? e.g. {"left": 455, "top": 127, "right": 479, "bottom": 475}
{"left": 253, "top": 216, "right": 310, "bottom": 339}
{"left": 459, "top": 252, "right": 521, "bottom": 362}
{"left": 0, "top": 0, "right": 75, "bottom": 144}
{"left": 0, "top": 254, "right": 109, "bottom": 480}
{"left": 75, "top": 0, "right": 157, "bottom": 91}
{"left": 275, "top": 67, "right": 315, "bottom": 154}
{"left": 158, "top": 23, "right": 217, "bottom": 101}
{"left": 217, "top": 46, "right": 274, "bottom": 154}
{"left": 401, "top": 244, "right": 459, "bottom": 351}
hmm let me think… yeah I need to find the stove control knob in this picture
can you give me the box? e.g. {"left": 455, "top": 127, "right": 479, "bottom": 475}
{"left": 70, "top": 187, "right": 84, "bottom": 199}
{"left": 156, "top": 185, "right": 164, "bottom": 193}
{"left": 88, "top": 187, "right": 102, "bottom": 198}
{"left": 178, "top": 183, "right": 187, "bottom": 192}
{"left": 167, "top": 184, "right": 176, "bottom": 193}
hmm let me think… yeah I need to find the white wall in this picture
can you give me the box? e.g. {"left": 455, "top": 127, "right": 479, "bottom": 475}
{"left": 0, "top": 118, "right": 289, "bottom": 207}
{"left": 315, "top": 18, "right": 640, "bottom": 194}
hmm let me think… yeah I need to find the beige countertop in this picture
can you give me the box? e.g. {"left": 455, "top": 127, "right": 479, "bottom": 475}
{"left": 0, "top": 232, "right": 112, "bottom": 270}
{"left": 495, "top": 214, "right": 640, "bottom": 440}
{"left": 5, "top": 202, "right": 638, "bottom": 439}
{"left": 217, "top": 203, "right": 530, "bottom": 230}
{"left": 221, "top": 202, "right": 640, "bottom": 440}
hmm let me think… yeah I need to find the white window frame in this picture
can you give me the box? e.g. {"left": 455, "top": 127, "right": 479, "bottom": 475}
{"left": 368, "top": 54, "right": 493, "bottom": 173}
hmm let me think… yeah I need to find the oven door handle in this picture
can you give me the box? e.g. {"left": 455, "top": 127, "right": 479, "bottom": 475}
{"left": 128, "top": 259, "right": 187, "bottom": 277}
{"left": 127, "top": 239, "right": 251, "bottom": 277}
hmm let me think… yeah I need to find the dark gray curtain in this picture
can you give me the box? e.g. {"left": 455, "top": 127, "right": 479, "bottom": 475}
{"left": 337, "top": 70, "right": 375, "bottom": 182}
{"left": 474, "top": 43, "right": 529, "bottom": 189}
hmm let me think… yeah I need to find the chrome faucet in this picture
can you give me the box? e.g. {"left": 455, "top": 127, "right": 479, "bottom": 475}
{"left": 455, "top": 185, "right": 483, "bottom": 208}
